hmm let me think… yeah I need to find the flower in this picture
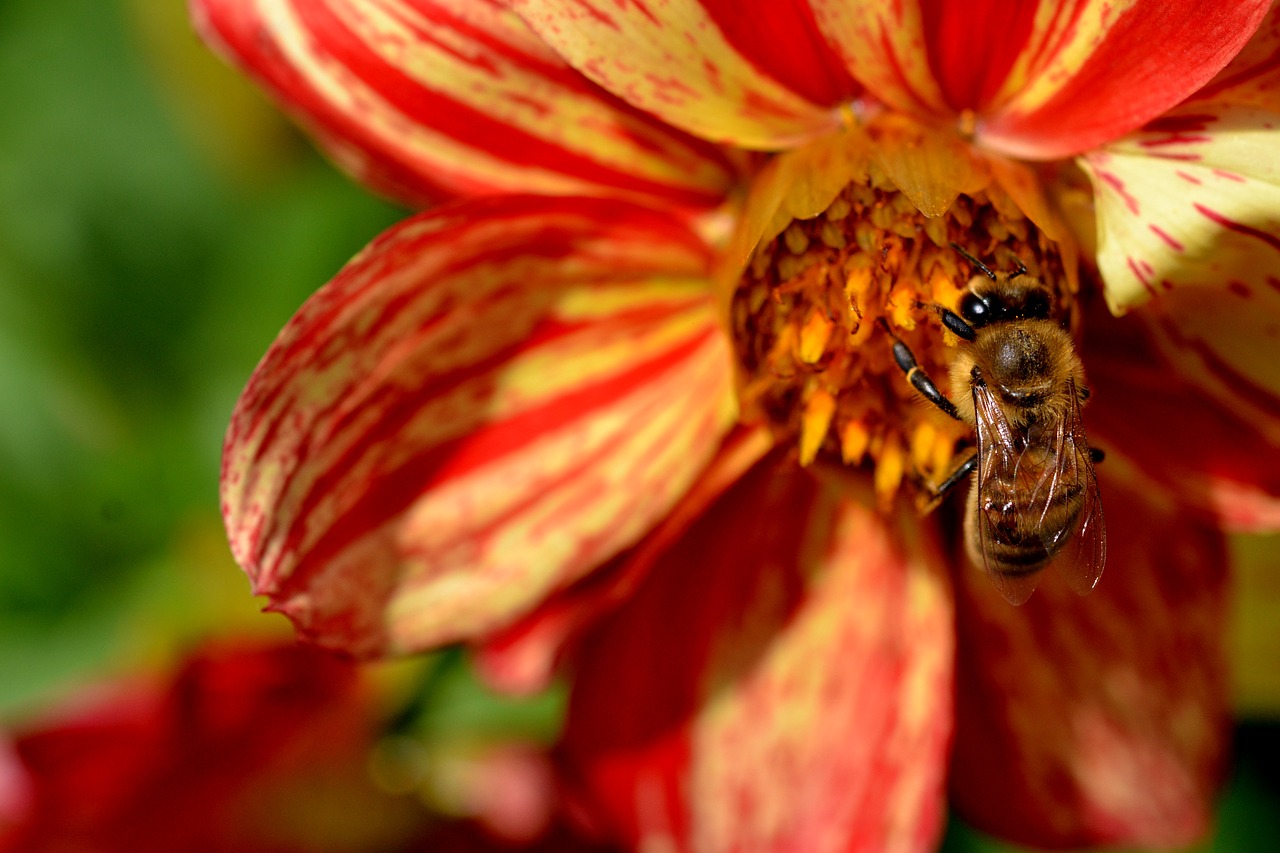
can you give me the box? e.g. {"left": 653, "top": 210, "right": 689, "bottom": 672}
{"left": 0, "top": 642, "right": 617, "bottom": 853}
{"left": 194, "top": 1, "right": 1280, "bottom": 850}
{"left": 0, "top": 643, "right": 390, "bottom": 852}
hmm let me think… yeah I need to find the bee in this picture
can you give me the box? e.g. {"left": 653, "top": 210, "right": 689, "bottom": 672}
{"left": 883, "top": 246, "right": 1105, "bottom": 604}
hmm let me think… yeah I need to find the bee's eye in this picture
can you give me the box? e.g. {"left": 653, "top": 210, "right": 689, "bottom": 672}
{"left": 960, "top": 292, "right": 990, "bottom": 326}
{"left": 1025, "top": 290, "right": 1051, "bottom": 319}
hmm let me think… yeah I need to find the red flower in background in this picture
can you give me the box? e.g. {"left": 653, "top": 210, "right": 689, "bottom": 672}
{"left": 0, "top": 644, "right": 376, "bottom": 853}
{"left": 192, "top": 1, "right": 1280, "bottom": 850}
{"left": 0, "top": 643, "right": 617, "bottom": 853}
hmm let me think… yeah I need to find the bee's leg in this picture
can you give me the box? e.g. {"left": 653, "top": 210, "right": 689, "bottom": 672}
{"left": 879, "top": 319, "right": 961, "bottom": 420}
{"left": 915, "top": 449, "right": 978, "bottom": 513}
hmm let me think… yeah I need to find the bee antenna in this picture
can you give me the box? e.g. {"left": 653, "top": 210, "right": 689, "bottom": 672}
{"left": 1009, "top": 256, "right": 1028, "bottom": 280}
{"left": 949, "top": 242, "right": 996, "bottom": 280}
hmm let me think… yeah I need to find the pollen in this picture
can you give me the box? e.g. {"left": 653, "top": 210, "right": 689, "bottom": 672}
{"left": 730, "top": 170, "right": 1070, "bottom": 509}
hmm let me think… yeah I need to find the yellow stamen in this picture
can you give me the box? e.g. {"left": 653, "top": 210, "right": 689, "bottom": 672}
{"left": 874, "top": 434, "right": 905, "bottom": 509}
{"left": 799, "top": 388, "right": 836, "bottom": 466}
{"left": 909, "top": 420, "right": 937, "bottom": 474}
{"left": 798, "top": 309, "right": 834, "bottom": 364}
{"left": 783, "top": 222, "right": 810, "bottom": 255}
{"left": 840, "top": 418, "right": 871, "bottom": 465}
{"left": 932, "top": 431, "right": 958, "bottom": 482}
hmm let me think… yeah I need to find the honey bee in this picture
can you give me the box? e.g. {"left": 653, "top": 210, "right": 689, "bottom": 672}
{"left": 883, "top": 246, "right": 1105, "bottom": 604}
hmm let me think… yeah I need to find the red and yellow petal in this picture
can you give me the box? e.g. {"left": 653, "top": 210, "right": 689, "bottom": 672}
{"left": 560, "top": 458, "right": 953, "bottom": 852}
{"left": 1081, "top": 104, "right": 1280, "bottom": 312}
{"left": 949, "top": 469, "right": 1229, "bottom": 849}
{"left": 1078, "top": 104, "right": 1280, "bottom": 434}
{"left": 979, "top": 0, "right": 1270, "bottom": 159}
{"left": 807, "top": 0, "right": 951, "bottom": 121}
{"left": 812, "top": 0, "right": 1270, "bottom": 160}
{"left": 190, "top": 0, "right": 739, "bottom": 209}
{"left": 474, "top": 425, "right": 774, "bottom": 695}
{"left": 222, "top": 196, "right": 737, "bottom": 658}
{"left": 506, "top": 0, "right": 856, "bottom": 150}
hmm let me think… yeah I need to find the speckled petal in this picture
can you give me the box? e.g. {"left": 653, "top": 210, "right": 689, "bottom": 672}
{"left": 1079, "top": 104, "right": 1280, "bottom": 435}
{"left": 221, "top": 196, "right": 736, "bottom": 657}
{"left": 190, "top": 0, "right": 738, "bottom": 208}
{"left": 560, "top": 459, "right": 953, "bottom": 852}
{"left": 506, "top": 0, "right": 856, "bottom": 150}
{"left": 1081, "top": 105, "right": 1280, "bottom": 310}
{"left": 950, "top": 469, "right": 1229, "bottom": 849}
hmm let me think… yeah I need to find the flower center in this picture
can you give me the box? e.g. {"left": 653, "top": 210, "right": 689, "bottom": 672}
{"left": 730, "top": 169, "right": 1071, "bottom": 508}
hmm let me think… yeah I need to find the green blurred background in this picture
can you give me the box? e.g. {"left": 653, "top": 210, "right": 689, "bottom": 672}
{"left": 0, "top": 1, "right": 1275, "bottom": 849}
{"left": 0, "top": 0, "right": 405, "bottom": 694}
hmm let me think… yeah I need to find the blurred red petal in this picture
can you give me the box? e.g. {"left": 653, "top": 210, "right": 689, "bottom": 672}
{"left": 405, "top": 819, "right": 621, "bottom": 852}
{"left": 222, "top": 196, "right": 736, "bottom": 657}
{"left": 189, "top": 0, "right": 738, "bottom": 208}
{"left": 949, "top": 470, "right": 1229, "bottom": 849}
{"left": 0, "top": 737, "right": 31, "bottom": 831}
{"left": 1141, "top": 295, "right": 1280, "bottom": 475}
{"left": 1084, "top": 298, "right": 1280, "bottom": 532}
{"left": 507, "top": 0, "right": 853, "bottom": 149}
{"left": 3, "top": 644, "right": 372, "bottom": 853}
{"left": 560, "top": 458, "right": 953, "bottom": 852}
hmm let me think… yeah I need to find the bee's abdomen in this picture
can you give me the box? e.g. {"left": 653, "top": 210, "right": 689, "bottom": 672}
{"left": 977, "top": 479, "right": 1082, "bottom": 576}
{"left": 984, "top": 535, "right": 1052, "bottom": 576}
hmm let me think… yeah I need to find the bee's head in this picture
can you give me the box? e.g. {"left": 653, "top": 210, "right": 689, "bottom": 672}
{"left": 950, "top": 242, "right": 1055, "bottom": 328}
{"left": 960, "top": 277, "right": 1054, "bottom": 328}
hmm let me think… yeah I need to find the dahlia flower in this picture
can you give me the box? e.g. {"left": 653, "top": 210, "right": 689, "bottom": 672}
{"left": 194, "top": 0, "right": 1280, "bottom": 849}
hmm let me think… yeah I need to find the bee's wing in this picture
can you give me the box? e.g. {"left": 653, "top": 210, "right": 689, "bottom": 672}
{"left": 1038, "top": 382, "right": 1106, "bottom": 596}
{"left": 971, "top": 376, "right": 1045, "bottom": 605}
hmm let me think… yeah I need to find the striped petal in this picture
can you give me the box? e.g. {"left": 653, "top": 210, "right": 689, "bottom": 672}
{"left": 560, "top": 458, "right": 953, "bottom": 852}
{"left": 807, "top": 0, "right": 950, "bottom": 120}
{"left": 222, "top": 196, "right": 736, "bottom": 657}
{"left": 1078, "top": 104, "right": 1280, "bottom": 434}
{"left": 506, "top": 0, "right": 856, "bottom": 150}
{"left": 980, "top": 0, "right": 1271, "bottom": 159}
{"left": 811, "top": 0, "right": 1270, "bottom": 160}
{"left": 190, "top": 0, "right": 739, "bottom": 209}
{"left": 950, "top": 470, "right": 1228, "bottom": 849}
{"left": 474, "top": 426, "right": 773, "bottom": 695}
